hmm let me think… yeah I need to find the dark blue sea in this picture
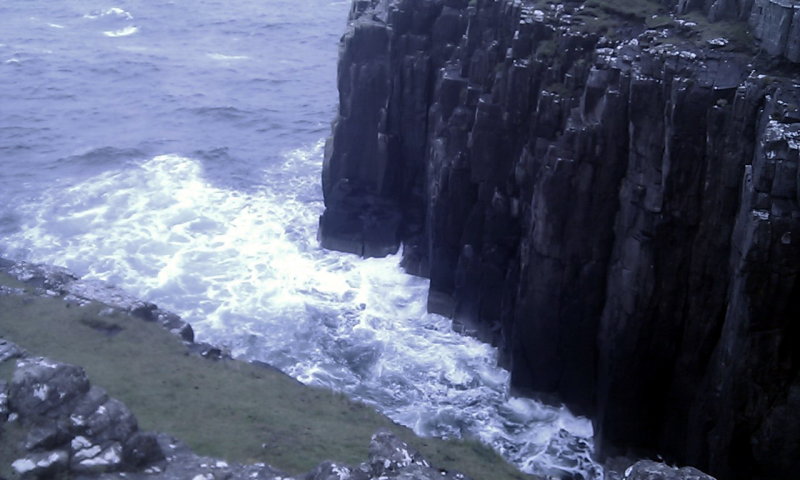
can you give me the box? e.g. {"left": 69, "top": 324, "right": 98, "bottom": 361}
{"left": 0, "top": 1, "right": 599, "bottom": 477}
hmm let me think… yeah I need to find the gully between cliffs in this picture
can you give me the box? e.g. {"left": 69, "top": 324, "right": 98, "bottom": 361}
{"left": 319, "top": 0, "right": 800, "bottom": 478}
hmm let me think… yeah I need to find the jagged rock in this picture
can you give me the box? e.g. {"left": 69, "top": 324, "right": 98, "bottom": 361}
{"left": 366, "top": 431, "right": 471, "bottom": 479}
{"left": 1, "top": 259, "right": 195, "bottom": 344}
{"left": 71, "top": 441, "right": 124, "bottom": 473}
{"left": 319, "top": 1, "right": 799, "bottom": 479}
{"left": 0, "top": 339, "right": 24, "bottom": 363}
{"left": 301, "top": 432, "right": 473, "bottom": 480}
{"left": 8, "top": 357, "right": 91, "bottom": 419}
{"left": 25, "top": 420, "right": 71, "bottom": 451}
{"left": 81, "top": 397, "right": 138, "bottom": 444}
{"left": 187, "top": 342, "right": 229, "bottom": 360}
{"left": 7, "top": 262, "right": 78, "bottom": 293}
{"left": 11, "top": 450, "right": 70, "bottom": 479}
{"left": 123, "top": 432, "right": 167, "bottom": 469}
{"left": 368, "top": 431, "right": 431, "bottom": 477}
{"left": 157, "top": 310, "right": 195, "bottom": 343}
{"left": 623, "top": 460, "right": 716, "bottom": 480}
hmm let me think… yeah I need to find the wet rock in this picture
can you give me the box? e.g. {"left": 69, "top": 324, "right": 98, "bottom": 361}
{"left": 366, "top": 431, "right": 470, "bottom": 479}
{"left": 623, "top": 460, "right": 716, "bottom": 480}
{"left": 368, "top": 431, "right": 431, "bottom": 476}
{"left": 187, "top": 342, "right": 229, "bottom": 360}
{"left": 158, "top": 310, "right": 195, "bottom": 343}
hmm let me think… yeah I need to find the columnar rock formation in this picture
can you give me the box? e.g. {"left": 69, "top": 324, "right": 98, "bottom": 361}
{"left": 319, "top": 1, "right": 800, "bottom": 478}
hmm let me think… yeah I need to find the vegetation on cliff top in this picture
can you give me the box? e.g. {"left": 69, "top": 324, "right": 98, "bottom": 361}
{"left": 530, "top": 0, "right": 754, "bottom": 53}
{"left": 0, "top": 272, "right": 534, "bottom": 480}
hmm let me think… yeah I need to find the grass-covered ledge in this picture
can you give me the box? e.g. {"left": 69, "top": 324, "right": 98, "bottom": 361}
{"left": 0, "top": 271, "right": 534, "bottom": 480}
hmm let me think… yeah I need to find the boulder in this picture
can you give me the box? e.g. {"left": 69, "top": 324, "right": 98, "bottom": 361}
{"left": 122, "top": 432, "right": 167, "bottom": 469}
{"left": 624, "top": 460, "right": 716, "bottom": 480}
{"left": 70, "top": 441, "right": 124, "bottom": 473}
{"left": 8, "top": 357, "right": 90, "bottom": 419}
{"left": 0, "top": 339, "right": 24, "bottom": 363}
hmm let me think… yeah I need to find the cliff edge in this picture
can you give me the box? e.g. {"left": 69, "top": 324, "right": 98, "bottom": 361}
{"left": 319, "top": 1, "right": 800, "bottom": 478}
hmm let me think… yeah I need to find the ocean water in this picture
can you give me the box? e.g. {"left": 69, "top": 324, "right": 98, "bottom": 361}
{"left": 0, "top": 1, "right": 600, "bottom": 478}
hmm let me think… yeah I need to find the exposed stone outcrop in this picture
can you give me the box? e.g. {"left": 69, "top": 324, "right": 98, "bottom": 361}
{"left": 320, "top": 1, "right": 800, "bottom": 479}
{"left": 3, "top": 354, "right": 166, "bottom": 478}
{"left": 0, "top": 346, "right": 472, "bottom": 480}
{"left": 3, "top": 261, "right": 195, "bottom": 343}
{"left": 622, "top": 460, "right": 716, "bottom": 480}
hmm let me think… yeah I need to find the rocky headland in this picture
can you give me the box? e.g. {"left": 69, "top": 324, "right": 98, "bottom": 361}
{"left": 319, "top": 0, "right": 800, "bottom": 479}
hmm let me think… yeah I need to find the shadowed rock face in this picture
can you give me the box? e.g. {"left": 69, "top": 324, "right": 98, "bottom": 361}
{"left": 319, "top": 0, "right": 800, "bottom": 478}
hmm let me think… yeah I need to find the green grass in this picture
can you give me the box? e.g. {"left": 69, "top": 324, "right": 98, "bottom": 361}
{"left": 575, "top": 0, "right": 667, "bottom": 35}
{"left": 570, "top": 0, "right": 753, "bottom": 53}
{"left": 583, "top": 0, "right": 665, "bottom": 21}
{"left": 0, "top": 422, "right": 26, "bottom": 479}
{"left": 0, "top": 272, "right": 536, "bottom": 479}
{"left": 674, "top": 11, "right": 755, "bottom": 53}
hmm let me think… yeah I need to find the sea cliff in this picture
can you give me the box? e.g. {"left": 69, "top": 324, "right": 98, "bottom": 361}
{"left": 319, "top": 1, "right": 800, "bottom": 478}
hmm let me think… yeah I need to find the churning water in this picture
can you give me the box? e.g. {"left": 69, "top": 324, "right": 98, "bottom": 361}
{"left": 0, "top": 1, "right": 599, "bottom": 477}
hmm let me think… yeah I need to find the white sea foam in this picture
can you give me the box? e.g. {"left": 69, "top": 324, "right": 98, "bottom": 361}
{"left": 104, "top": 26, "right": 138, "bottom": 37}
{"left": 208, "top": 53, "right": 250, "bottom": 61}
{"left": 85, "top": 7, "right": 133, "bottom": 20}
{"left": 48, "top": 23, "right": 65, "bottom": 29}
{"left": 3, "top": 142, "right": 600, "bottom": 478}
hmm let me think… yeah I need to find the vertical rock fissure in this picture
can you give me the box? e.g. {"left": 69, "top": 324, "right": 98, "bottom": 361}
{"left": 320, "top": 0, "right": 800, "bottom": 478}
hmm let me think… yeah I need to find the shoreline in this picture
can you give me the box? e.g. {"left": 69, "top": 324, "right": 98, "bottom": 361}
{"left": 0, "top": 257, "right": 534, "bottom": 480}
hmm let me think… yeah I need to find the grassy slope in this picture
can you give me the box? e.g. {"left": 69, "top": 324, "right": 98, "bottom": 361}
{"left": 0, "top": 272, "right": 534, "bottom": 480}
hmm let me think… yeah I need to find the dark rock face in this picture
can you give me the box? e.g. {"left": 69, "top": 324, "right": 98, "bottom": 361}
{"left": 320, "top": 1, "right": 800, "bottom": 478}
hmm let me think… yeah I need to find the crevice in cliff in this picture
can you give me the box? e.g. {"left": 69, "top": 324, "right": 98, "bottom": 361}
{"left": 320, "top": 0, "right": 800, "bottom": 478}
